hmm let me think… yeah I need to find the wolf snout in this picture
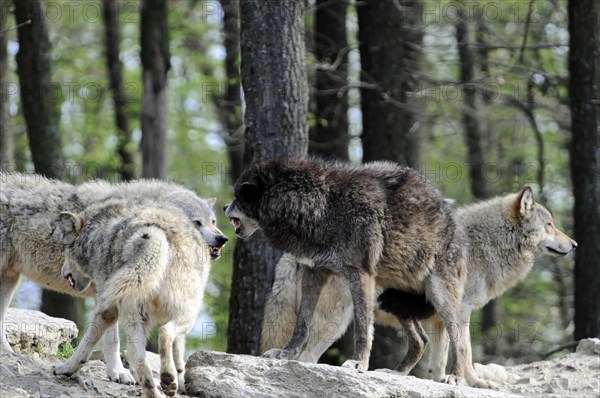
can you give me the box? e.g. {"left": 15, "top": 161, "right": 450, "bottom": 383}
{"left": 223, "top": 204, "right": 230, "bottom": 212}
{"left": 571, "top": 241, "right": 578, "bottom": 249}
{"left": 215, "top": 234, "right": 228, "bottom": 247}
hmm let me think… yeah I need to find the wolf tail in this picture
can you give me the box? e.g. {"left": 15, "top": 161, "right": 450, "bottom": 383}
{"left": 99, "top": 225, "right": 170, "bottom": 307}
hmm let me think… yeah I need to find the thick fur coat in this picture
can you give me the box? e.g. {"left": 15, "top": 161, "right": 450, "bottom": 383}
{"left": 227, "top": 158, "right": 469, "bottom": 382}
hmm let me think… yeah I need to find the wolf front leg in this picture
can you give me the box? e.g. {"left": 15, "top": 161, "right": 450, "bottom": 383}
{"left": 262, "top": 268, "right": 329, "bottom": 361}
{"left": 341, "top": 270, "right": 375, "bottom": 372}
{"left": 0, "top": 270, "right": 22, "bottom": 352}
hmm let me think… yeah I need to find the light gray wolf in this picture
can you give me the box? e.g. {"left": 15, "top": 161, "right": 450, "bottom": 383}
{"left": 260, "top": 186, "right": 577, "bottom": 388}
{"left": 0, "top": 172, "right": 227, "bottom": 384}
{"left": 225, "top": 157, "right": 469, "bottom": 384}
{"left": 52, "top": 199, "right": 211, "bottom": 398}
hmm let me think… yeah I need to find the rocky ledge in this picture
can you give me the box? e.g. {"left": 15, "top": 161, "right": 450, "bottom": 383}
{"left": 1, "top": 308, "right": 599, "bottom": 398}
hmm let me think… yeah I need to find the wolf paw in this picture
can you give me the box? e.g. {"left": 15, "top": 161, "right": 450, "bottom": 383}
{"left": 470, "top": 378, "right": 499, "bottom": 390}
{"left": 52, "top": 362, "right": 77, "bottom": 377}
{"left": 341, "top": 360, "right": 368, "bottom": 372}
{"left": 107, "top": 365, "right": 135, "bottom": 385}
{"left": 262, "top": 348, "right": 291, "bottom": 360}
{"left": 441, "top": 375, "right": 465, "bottom": 386}
{"left": 160, "top": 372, "right": 178, "bottom": 397}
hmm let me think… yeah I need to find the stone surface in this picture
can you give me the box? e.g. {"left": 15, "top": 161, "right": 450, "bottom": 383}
{"left": 184, "top": 350, "right": 521, "bottom": 398}
{"left": 4, "top": 308, "right": 78, "bottom": 357}
{"left": 1, "top": 310, "right": 599, "bottom": 398}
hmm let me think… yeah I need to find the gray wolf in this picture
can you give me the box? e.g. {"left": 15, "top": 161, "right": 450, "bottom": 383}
{"left": 52, "top": 199, "right": 211, "bottom": 398}
{"left": 226, "top": 157, "right": 469, "bottom": 384}
{"left": 0, "top": 172, "right": 227, "bottom": 383}
{"left": 260, "top": 186, "right": 577, "bottom": 388}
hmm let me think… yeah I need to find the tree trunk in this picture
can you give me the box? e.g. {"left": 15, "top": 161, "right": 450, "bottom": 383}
{"left": 140, "top": 0, "right": 170, "bottom": 179}
{"left": 357, "top": 0, "right": 422, "bottom": 168}
{"left": 0, "top": 3, "right": 13, "bottom": 170}
{"left": 14, "top": 0, "right": 63, "bottom": 178}
{"left": 356, "top": 0, "right": 423, "bottom": 370}
{"left": 14, "top": 0, "right": 82, "bottom": 325}
{"left": 569, "top": 0, "right": 600, "bottom": 340}
{"left": 310, "top": 0, "right": 349, "bottom": 161}
{"left": 456, "top": 8, "right": 497, "bottom": 356}
{"left": 103, "top": 0, "right": 136, "bottom": 181}
{"left": 456, "top": 10, "right": 489, "bottom": 200}
{"left": 218, "top": 0, "right": 243, "bottom": 183}
{"left": 228, "top": 0, "right": 308, "bottom": 355}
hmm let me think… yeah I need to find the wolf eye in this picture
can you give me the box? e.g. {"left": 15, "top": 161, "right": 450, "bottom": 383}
{"left": 211, "top": 219, "right": 216, "bottom": 225}
{"left": 194, "top": 220, "right": 203, "bottom": 227}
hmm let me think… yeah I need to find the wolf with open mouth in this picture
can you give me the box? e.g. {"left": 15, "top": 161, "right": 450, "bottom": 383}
{"left": 225, "top": 157, "right": 470, "bottom": 384}
{"left": 0, "top": 172, "right": 227, "bottom": 384}
{"left": 53, "top": 199, "right": 212, "bottom": 398}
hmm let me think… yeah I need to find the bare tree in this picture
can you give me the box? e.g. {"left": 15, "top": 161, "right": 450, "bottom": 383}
{"left": 0, "top": 2, "right": 13, "bottom": 170}
{"left": 140, "top": 0, "right": 170, "bottom": 179}
{"left": 227, "top": 0, "right": 309, "bottom": 355}
{"left": 103, "top": 0, "right": 136, "bottom": 181}
{"left": 14, "top": 0, "right": 82, "bottom": 325}
{"left": 310, "top": 0, "right": 349, "bottom": 160}
{"left": 569, "top": 0, "right": 600, "bottom": 340}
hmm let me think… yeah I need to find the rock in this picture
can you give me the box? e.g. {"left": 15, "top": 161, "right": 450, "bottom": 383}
{"left": 4, "top": 308, "right": 78, "bottom": 357}
{"left": 576, "top": 338, "right": 600, "bottom": 356}
{"left": 474, "top": 363, "right": 509, "bottom": 383}
{"left": 185, "top": 350, "right": 519, "bottom": 398}
{"left": 90, "top": 349, "right": 162, "bottom": 376}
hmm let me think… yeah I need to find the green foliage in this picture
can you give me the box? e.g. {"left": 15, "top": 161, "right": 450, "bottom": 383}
{"left": 57, "top": 341, "right": 75, "bottom": 360}
{"left": 5, "top": 0, "right": 575, "bottom": 361}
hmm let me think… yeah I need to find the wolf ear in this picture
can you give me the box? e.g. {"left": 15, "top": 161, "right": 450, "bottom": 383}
{"left": 517, "top": 186, "right": 534, "bottom": 218}
{"left": 205, "top": 197, "right": 217, "bottom": 207}
{"left": 237, "top": 181, "right": 263, "bottom": 203}
{"left": 58, "top": 212, "right": 84, "bottom": 241}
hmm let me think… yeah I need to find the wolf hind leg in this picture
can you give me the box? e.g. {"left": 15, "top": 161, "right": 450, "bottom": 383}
{"left": 158, "top": 321, "right": 189, "bottom": 397}
{"left": 123, "top": 311, "right": 163, "bottom": 397}
{"left": 263, "top": 268, "right": 329, "bottom": 361}
{"left": 396, "top": 319, "right": 429, "bottom": 375}
{"left": 102, "top": 322, "right": 135, "bottom": 384}
{"left": 53, "top": 305, "right": 118, "bottom": 377}
{"left": 173, "top": 334, "right": 186, "bottom": 394}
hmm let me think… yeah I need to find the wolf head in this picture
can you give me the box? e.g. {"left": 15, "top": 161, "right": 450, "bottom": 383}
{"left": 57, "top": 211, "right": 93, "bottom": 293}
{"left": 513, "top": 186, "right": 577, "bottom": 257}
{"left": 224, "top": 159, "right": 300, "bottom": 239}
{"left": 166, "top": 194, "right": 228, "bottom": 259}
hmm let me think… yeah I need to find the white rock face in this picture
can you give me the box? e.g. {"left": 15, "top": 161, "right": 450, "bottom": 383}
{"left": 4, "top": 308, "right": 78, "bottom": 356}
{"left": 184, "top": 350, "right": 521, "bottom": 398}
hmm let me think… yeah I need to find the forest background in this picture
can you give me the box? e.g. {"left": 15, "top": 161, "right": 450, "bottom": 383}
{"left": 1, "top": 0, "right": 598, "bottom": 370}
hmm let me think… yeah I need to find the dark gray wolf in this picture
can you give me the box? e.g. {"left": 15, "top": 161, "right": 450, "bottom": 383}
{"left": 226, "top": 158, "right": 469, "bottom": 384}
{"left": 260, "top": 186, "right": 577, "bottom": 388}
{"left": 52, "top": 199, "right": 211, "bottom": 397}
{"left": 0, "top": 172, "right": 227, "bottom": 384}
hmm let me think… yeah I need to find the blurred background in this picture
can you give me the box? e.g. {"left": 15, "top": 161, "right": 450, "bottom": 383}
{"left": 2, "top": 0, "right": 598, "bottom": 369}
